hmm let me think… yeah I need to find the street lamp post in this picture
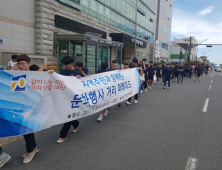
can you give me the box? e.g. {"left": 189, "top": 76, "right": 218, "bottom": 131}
{"left": 203, "top": 50, "right": 210, "bottom": 57}
{"left": 134, "top": 0, "right": 138, "bottom": 59}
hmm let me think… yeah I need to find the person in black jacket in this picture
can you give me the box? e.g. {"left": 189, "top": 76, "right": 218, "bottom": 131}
{"left": 163, "top": 64, "right": 173, "bottom": 89}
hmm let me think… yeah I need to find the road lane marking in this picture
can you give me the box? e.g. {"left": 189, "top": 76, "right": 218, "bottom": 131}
{"left": 211, "top": 80, "right": 213, "bottom": 83}
{"left": 202, "top": 98, "right": 209, "bottom": 112}
{"left": 185, "top": 157, "right": 198, "bottom": 170}
{"left": 209, "top": 85, "right": 211, "bottom": 90}
{"left": 0, "top": 136, "right": 23, "bottom": 147}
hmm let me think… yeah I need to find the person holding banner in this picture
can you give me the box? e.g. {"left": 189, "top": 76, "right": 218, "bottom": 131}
{"left": 57, "top": 56, "right": 82, "bottom": 143}
{"left": 0, "top": 147, "right": 11, "bottom": 168}
{"left": 75, "top": 62, "right": 88, "bottom": 77}
{"left": 15, "top": 54, "right": 42, "bottom": 164}
{"left": 96, "top": 62, "right": 112, "bottom": 122}
{"left": 124, "top": 62, "right": 129, "bottom": 69}
{"left": 110, "top": 59, "right": 121, "bottom": 107}
{"left": 125, "top": 58, "right": 140, "bottom": 105}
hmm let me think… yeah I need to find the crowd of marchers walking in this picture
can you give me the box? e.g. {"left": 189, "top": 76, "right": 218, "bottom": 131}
{"left": 0, "top": 54, "right": 212, "bottom": 168}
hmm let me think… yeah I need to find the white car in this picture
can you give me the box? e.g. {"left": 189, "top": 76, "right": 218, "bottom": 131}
{"left": 216, "top": 67, "right": 222, "bottom": 72}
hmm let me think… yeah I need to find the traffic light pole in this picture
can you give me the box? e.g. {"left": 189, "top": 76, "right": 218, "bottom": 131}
{"left": 188, "top": 37, "right": 222, "bottom": 64}
{"left": 188, "top": 36, "right": 191, "bottom": 64}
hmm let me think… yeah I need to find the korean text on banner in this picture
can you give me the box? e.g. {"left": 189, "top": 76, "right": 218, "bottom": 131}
{"left": 0, "top": 68, "right": 140, "bottom": 137}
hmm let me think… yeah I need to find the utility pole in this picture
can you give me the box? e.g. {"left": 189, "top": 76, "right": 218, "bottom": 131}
{"left": 134, "top": 0, "right": 138, "bottom": 59}
{"left": 188, "top": 36, "right": 191, "bottom": 64}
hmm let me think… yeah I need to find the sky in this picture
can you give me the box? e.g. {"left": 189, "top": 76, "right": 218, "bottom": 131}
{"left": 170, "top": 0, "right": 222, "bottom": 64}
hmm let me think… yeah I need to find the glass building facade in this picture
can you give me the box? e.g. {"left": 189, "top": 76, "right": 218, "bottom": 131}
{"left": 56, "top": 0, "right": 157, "bottom": 43}
{"left": 54, "top": 0, "right": 157, "bottom": 73}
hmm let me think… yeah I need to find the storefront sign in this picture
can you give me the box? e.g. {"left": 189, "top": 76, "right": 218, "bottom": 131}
{"left": 110, "top": 33, "right": 147, "bottom": 48}
{"left": 84, "top": 36, "right": 124, "bottom": 47}
{"left": 0, "top": 69, "right": 140, "bottom": 137}
{"left": 131, "top": 38, "right": 144, "bottom": 46}
{"left": 55, "top": 15, "right": 107, "bottom": 39}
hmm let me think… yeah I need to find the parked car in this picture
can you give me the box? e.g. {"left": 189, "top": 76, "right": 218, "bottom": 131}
{"left": 216, "top": 67, "right": 222, "bottom": 72}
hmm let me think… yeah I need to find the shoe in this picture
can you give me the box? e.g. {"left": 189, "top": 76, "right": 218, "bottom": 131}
{"left": 168, "top": 87, "right": 170, "bottom": 89}
{"left": 23, "top": 151, "right": 36, "bottom": 164}
{"left": 107, "top": 107, "right": 110, "bottom": 110}
{"left": 97, "top": 114, "right": 103, "bottom": 122}
{"left": 135, "top": 100, "right": 138, "bottom": 104}
{"left": 145, "top": 88, "right": 148, "bottom": 92}
{"left": 73, "top": 124, "right": 80, "bottom": 133}
{"left": 140, "top": 90, "right": 143, "bottom": 94}
{"left": 57, "top": 137, "right": 67, "bottom": 143}
{"left": 163, "top": 86, "right": 166, "bottom": 89}
{"left": 0, "top": 154, "right": 11, "bottom": 168}
{"left": 23, "top": 146, "right": 39, "bottom": 158}
{"left": 125, "top": 101, "right": 131, "bottom": 105}
{"left": 150, "top": 87, "right": 152, "bottom": 89}
{"left": 104, "top": 109, "right": 108, "bottom": 117}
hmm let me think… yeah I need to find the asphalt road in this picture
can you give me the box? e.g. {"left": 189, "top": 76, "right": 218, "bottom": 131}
{"left": 1, "top": 71, "right": 222, "bottom": 170}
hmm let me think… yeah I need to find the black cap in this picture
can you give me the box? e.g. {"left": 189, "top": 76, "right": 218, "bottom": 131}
{"left": 142, "top": 58, "right": 146, "bottom": 61}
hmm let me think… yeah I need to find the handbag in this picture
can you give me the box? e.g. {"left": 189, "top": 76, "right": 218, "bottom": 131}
{"left": 140, "top": 73, "right": 145, "bottom": 81}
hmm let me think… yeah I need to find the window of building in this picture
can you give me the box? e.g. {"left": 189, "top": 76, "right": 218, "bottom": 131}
{"left": 160, "top": 23, "right": 170, "bottom": 35}
{"left": 56, "top": 0, "right": 156, "bottom": 42}
{"left": 159, "top": 40, "right": 168, "bottom": 50}
{"left": 161, "top": 6, "right": 171, "bottom": 20}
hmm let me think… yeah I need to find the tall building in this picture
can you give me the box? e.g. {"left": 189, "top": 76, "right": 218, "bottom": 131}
{"left": 0, "top": 0, "right": 157, "bottom": 73}
{"left": 155, "top": 0, "right": 173, "bottom": 63}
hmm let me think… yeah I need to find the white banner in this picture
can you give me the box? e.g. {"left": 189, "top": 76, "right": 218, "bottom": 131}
{"left": 0, "top": 69, "right": 140, "bottom": 137}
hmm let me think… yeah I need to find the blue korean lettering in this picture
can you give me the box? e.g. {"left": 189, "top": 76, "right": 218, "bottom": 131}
{"left": 89, "top": 91, "right": 98, "bottom": 105}
{"left": 99, "top": 77, "right": 107, "bottom": 85}
{"left": 81, "top": 93, "right": 90, "bottom": 105}
{"left": 93, "top": 78, "right": 101, "bottom": 86}
{"left": 118, "top": 83, "right": 122, "bottom": 92}
{"left": 107, "top": 86, "right": 111, "bottom": 97}
{"left": 119, "top": 73, "right": 124, "bottom": 80}
{"left": 122, "top": 82, "right": 125, "bottom": 91}
{"left": 124, "top": 82, "right": 128, "bottom": 89}
{"left": 87, "top": 79, "right": 97, "bottom": 87}
{"left": 111, "top": 74, "right": 116, "bottom": 82}
{"left": 128, "top": 81, "right": 132, "bottom": 88}
{"left": 98, "top": 89, "right": 105, "bottom": 100}
{"left": 112, "top": 85, "right": 116, "bottom": 95}
{"left": 81, "top": 80, "right": 90, "bottom": 88}
{"left": 71, "top": 94, "right": 83, "bottom": 108}
{"left": 105, "top": 75, "right": 111, "bottom": 83}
